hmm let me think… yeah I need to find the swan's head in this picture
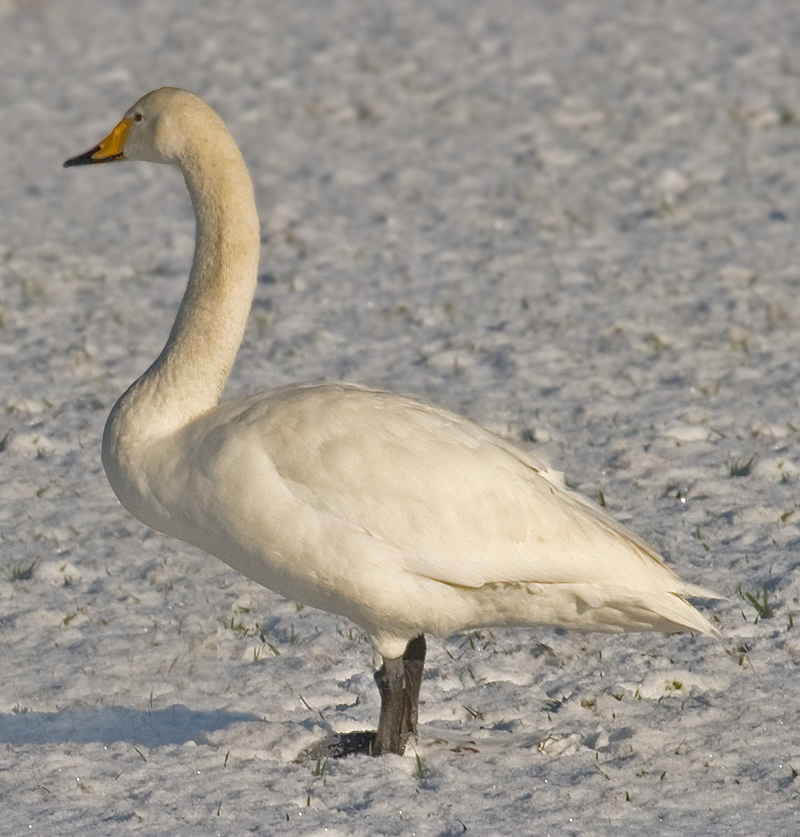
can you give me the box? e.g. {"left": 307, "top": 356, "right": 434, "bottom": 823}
{"left": 64, "top": 88, "right": 217, "bottom": 168}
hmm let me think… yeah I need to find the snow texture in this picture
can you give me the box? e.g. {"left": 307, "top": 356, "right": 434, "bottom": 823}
{"left": 2, "top": 0, "right": 800, "bottom": 833}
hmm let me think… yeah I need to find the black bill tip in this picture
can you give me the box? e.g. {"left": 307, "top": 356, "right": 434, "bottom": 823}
{"left": 63, "top": 146, "right": 124, "bottom": 168}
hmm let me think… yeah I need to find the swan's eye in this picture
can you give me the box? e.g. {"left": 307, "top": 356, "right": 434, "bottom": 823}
{"left": 133, "top": 113, "right": 143, "bottom": 122}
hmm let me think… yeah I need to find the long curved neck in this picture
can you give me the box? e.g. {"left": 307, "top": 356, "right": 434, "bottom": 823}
{"left": 115, "top": 132, "right": 260, "bottom": 443}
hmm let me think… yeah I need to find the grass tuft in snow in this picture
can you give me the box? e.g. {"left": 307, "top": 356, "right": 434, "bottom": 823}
{"left": 413, "top": 749, "right": 426, "bottom": 779}
{"left": 3, "top": 557, "right": 39, "bottom": 582}
{"left": 729, "top": 454, "right": 758, "bottom": 477}
{"left": 737, "top": 584, "right": 775, "bottom": 620}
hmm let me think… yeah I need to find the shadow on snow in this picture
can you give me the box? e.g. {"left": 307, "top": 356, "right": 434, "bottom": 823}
{"left": 0, "top": 704, "right": 261, "bottom": 748}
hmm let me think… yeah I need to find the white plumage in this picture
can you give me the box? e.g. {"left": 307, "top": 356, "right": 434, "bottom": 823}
{"left": 65, "top": 88, "right": 718, "bottom": 756}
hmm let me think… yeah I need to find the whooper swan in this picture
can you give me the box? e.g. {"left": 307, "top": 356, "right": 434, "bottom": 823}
{"left": 65, "top": 88, "right": 718, "bottom": 757}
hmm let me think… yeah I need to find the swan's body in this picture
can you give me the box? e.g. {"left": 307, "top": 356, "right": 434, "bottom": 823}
{"left": 66, "top": 88, "right": 718, "bottom": 756}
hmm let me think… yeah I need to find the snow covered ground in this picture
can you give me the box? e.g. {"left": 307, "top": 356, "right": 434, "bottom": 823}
{"left": 2, "top": 0, "right": 800, "bottom": 833}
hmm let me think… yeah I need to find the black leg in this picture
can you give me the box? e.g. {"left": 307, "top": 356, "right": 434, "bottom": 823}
{"left": 295, "top": 634, "right": 427, "bottom": 761}
{"left": 400, "top": 634, "right": 426, "bottom": 742}
{"left": 373, "top": 634, "right": 427, "bottom": 756}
